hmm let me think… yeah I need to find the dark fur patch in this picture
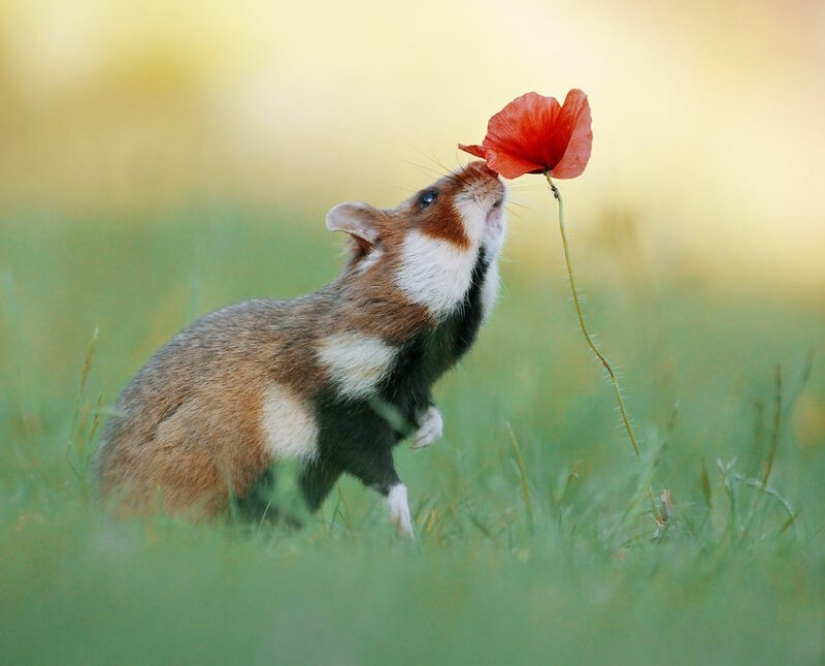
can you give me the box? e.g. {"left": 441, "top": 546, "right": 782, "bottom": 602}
{"left": 295, "top": 249, "right": 492, "bottom": 511}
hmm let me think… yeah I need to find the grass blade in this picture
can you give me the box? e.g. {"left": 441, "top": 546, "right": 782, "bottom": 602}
{"left": 506, "top": 422, "right": 534, "bottom": 534}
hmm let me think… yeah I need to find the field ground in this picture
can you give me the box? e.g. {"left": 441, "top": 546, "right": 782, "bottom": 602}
{"left": 1, "top": 207, "right": 823, "bottom": 664}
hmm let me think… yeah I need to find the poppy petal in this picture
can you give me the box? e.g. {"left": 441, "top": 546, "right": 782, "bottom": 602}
{"left": 484, "top": 148, "right": 546, "bottom": 180}
{"left": 459, "top": 89, "right": 592, "bottom": 179}
{"left": 487, "top": 93, "right": 565, "bottom": 172}
{"left": 457, "top": 143, "right": 489, "bottom": 160}
{"left": 549, "top": 89, "right": 593, "bottom": 179}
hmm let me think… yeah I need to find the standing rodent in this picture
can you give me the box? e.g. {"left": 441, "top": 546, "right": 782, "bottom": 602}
{"left": 93, "top": 160, "right": 507, "bottom": 538}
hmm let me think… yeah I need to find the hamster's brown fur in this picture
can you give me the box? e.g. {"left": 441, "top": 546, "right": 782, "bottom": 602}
{"left": 94, "top": 161, "right": 507, "bottom": 533}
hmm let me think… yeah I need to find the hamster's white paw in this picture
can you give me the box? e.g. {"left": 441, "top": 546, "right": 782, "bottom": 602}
{"left": 386, "top": 484, "right": 415, "bottom": 539}
{"left": 410, "top": 406, "right": 443, "bottom": 450}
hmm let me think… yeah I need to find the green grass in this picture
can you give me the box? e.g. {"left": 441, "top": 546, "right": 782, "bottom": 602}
{"left": 1, "top": 205, "right": 824, "bottom": 664}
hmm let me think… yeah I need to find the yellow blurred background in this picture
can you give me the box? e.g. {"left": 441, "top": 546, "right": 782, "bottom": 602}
{"left": 1, "top": 0, "right": 823, "bottom": 289}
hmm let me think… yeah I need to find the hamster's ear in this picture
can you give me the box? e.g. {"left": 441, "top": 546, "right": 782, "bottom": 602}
{"left": 325, "top": 202, "right": 381, "bottom": 250}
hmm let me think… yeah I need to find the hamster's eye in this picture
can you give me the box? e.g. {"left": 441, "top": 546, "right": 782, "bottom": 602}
{"left": 418, "top": 189, "right": 438, "bottom": 209}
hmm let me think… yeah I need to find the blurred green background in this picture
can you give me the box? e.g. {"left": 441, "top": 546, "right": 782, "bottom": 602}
{"left": 2, "top": 0, "right": 824, "bottom": 285}
{"left": 1, "top": 1, "right": 824, "bottom": 664}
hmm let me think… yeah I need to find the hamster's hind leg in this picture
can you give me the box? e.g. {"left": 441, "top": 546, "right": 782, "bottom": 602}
{"left": 385, "top": 483, "right": 414, "bottom": 539}
{"left": 341, "top": 444, "right": 415, "bottom": 539}
{"left": 299, "top": 459, "right": 343, "bottom": 514}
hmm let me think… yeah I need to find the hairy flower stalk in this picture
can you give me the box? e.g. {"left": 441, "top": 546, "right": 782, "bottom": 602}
{"left": 546, "top": 174, "right": 641, "bottom": 459}
{"left": 460, "top": 88, "right": 648, "bottom": 465}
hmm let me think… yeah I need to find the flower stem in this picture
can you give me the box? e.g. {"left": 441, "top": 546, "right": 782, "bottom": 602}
{"left": 546, "top": 173, "right": 641, "bottom": 460}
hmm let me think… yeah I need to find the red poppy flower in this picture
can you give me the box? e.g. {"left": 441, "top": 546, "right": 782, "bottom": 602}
{"left": 459, "top": 89, "right": 593, "bottom": 179}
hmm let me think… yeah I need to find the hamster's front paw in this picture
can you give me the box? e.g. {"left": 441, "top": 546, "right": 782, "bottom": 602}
{"left": 410, "top": 405, "right": 443, "bottom": 450}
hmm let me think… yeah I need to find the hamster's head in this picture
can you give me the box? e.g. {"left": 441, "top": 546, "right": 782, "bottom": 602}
{"left": 326, "top": 161, "right": 507, "bottom": 318}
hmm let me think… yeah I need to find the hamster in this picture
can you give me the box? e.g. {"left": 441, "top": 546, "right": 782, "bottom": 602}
{"left": 93, "top": 160, "right": 507, "bottom": 538}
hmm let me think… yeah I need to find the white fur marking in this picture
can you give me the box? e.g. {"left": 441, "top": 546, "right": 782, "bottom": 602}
{"left": 395, "top": 230, "right": 476, "bottom": 318}
{"left": 317, "top": 333, "right": 397, "bottom": 399}
{"left": 454, "top": 175, "right": 507, "bottom": 259}
{"left": 386, "top": 483, "right": 415, "bottom": 539}
{"left": 410, "top": 405, "right": 443, "bottom": 450}
{"left": 358, "top": 248, "right": 384, "bottom": 273}
{"left": 482, "top": 206, "right": 506, "bottom": 259}
{"left": 261, "top": 384, "right": 319, "bottom": 461}
{"left": 454, "top": 196, "right": 489, "bottom": 247}
{"left": 480, "top": 261, "right": 501, "bottom": 322}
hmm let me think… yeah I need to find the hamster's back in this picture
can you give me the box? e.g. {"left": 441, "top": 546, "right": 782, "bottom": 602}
{"left": 94, "top": 294, "right": 330, "bottom": 518}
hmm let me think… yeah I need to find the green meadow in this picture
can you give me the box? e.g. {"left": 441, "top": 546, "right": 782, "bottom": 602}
{"left": 1, "top": 205, "right": 823, "bottom": 665}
